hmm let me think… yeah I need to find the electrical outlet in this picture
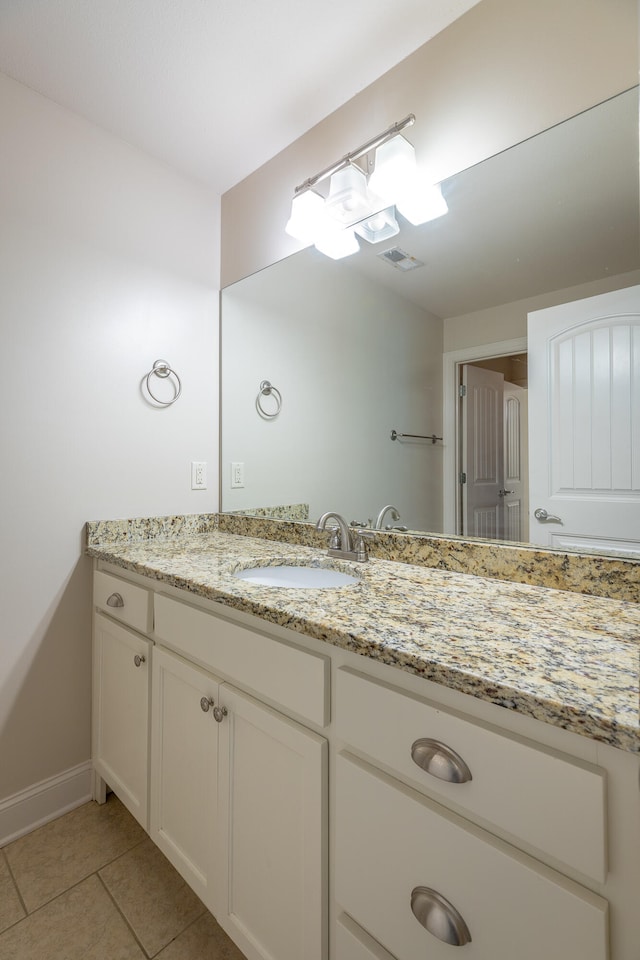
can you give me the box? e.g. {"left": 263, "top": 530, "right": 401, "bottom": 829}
{"left": 191, "top": 461, "right": 207, "bottom": 490}
{"left": 231, "top": 462, "right": 245, "bottom": 488}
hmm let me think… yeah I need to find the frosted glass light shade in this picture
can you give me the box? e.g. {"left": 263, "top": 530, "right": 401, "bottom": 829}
{"left": 368, "top": 135, "right": 417, "bottom": 205}
{"left": 326, "top": 165, "right": 375, "bottom": 225}
{"left": 314, "top": 226, "right": 360, "bottom": 259}
{"left": 396, "top": 182, "right": 448, "bottom": 225}
{"left": 285, "top": 190, "right": 328, "bottom": 245}
{"left": 354, "top": 206, "right": 400, "bottom": 244}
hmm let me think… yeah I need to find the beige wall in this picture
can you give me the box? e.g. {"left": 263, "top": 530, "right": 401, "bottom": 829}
{"left": 0, "top": 72, "right": 220, "bottom": 818}
{"left": 443, "top": 270, "right": 640, "bottom": 353}
{"left": 221, "top": 0, "right": 638, "bottom": 287}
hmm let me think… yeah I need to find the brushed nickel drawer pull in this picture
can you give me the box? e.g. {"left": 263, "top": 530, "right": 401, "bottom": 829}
{"left": 411, "top": 886, "right": 472, "bottom": 946}
{"left": 213, "top": 705, "right": 228, "bottom": 723}
{"left": 411, "top": 738, "right": 472, "bottom": 783}
{"left": 200, "top": 696, "right": 215, "bottom": 713}
{"left": 133, "top": 654, "right": 146, "bottom": 667}
{"left": 106, "top": 592, "right": 124, "bottom": 608}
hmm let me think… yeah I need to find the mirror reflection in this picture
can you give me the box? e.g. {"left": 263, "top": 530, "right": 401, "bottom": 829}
{"left": 221, "top": 89, "right": 640, "bottom": 556}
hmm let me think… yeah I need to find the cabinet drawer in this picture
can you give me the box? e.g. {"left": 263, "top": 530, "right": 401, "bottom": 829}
{"left": 154, "top": 594, "right": 329, "bottom": 727}
{"left": 94, "top": 570, "right": 152, "bottom": 634}
{"left": 335, "top": 753, "right": 608, "bottom": 960}
{"left": 336, "top": 667, "right": 606, "bottom": 882}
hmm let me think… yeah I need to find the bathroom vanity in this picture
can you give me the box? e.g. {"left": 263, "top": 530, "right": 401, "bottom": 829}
{"left": 88, "top": 520, "right": 640, "bottom": 960}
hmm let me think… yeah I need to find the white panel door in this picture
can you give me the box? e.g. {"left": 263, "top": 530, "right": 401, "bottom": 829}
{"left": 503, "top": 383, "right": 529, "bottom": 542}
{"left": 150, "top": 647, "right": 221, "bottom": 910}
{"left": 93, "top": 614, "right": 151, "bottom": 829}
{"left": 217, "top": 683, "right": 328, "bottom": 960}
{"left": 462, "top": 364, "right": 504, "bottom": 539}
{"left": 528, "top": 285, "right": 640, "bottom": 552}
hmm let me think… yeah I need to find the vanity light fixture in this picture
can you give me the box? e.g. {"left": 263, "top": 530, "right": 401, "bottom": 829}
{"left": 354, "top": 206, "right": 400, "bottom": 244}
{"left": 285, "top": 114, "right": 448, "bottom": 259}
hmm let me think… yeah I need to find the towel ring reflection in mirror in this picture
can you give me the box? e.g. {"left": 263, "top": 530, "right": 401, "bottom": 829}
{"left": 144, "top": 359, "right": 182, "bottom": 406}
{"left": 256, "top": 380, "right": 282, "bottom": 419}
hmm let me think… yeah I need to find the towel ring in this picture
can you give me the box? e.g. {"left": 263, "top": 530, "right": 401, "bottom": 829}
{"left": 145, "top": 359, "right": 182, "bottom": 406}
{"left": 256, "top": 380, "right": 282, "bottom": 419}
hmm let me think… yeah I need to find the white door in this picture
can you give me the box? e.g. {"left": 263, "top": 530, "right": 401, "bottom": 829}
{"left": 503, "top": 383, "right": 529, "bottom": 542}
{"left": 217, "top": 683, "right": 328, "bottom": 960}
{"left": 93, "top": 614, "right": 151, "bottom": 829}
{"left": 150, "top": 647, "right": 221, "bottom": 910}
{"left": 461, "top": 364, "right": 504, "bottom": 539}
{"left": 528, "top": 285, "right": 640, "bottom": 553}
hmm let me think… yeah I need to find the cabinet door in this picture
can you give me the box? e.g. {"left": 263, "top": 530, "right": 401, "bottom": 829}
{"left": 150, "top": 647, "right": 221, "bottom": 909}
{"left": 93, "top": 613, "right": 151, "bottom": 829}
{"left": 217, "top": 684, "right": 328, "bottom": 960}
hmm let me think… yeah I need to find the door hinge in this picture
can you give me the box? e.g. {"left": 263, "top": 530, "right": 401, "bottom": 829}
{"left": 459, "top": 472, "right": 467, "bottom": 484}
{"left": 459, "top": 384, "right": 467, "bottom": 398}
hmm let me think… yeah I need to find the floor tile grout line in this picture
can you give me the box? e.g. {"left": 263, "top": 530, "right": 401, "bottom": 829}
{"left": 4, "top": 842, "right": 147, "bottom": 919}
{"left": 1, "top": 813, "right": 148, "bottom": 917}
{"left": 1, "top": 846, "right": 29, "bottom": 918}
{"left": 96, "top": 871, "right": 154, "bottom": 958}
{"left": 0, "top": 869, "right": 118, "bottom": 943}
{"left": 157, "top": 908, "right": 209, "bottom": 957}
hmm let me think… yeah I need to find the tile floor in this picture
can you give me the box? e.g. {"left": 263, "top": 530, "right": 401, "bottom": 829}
{"left": 0, "top": 794, "right": 247, "bottom": 959}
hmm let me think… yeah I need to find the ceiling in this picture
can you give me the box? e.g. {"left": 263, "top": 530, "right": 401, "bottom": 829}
{"left": 0, "top": 0, "right": 481, "bottom": 195}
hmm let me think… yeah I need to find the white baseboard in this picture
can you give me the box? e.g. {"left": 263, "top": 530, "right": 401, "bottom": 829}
{"left": 0, "top": 761, "right": 93, "bottom": 846}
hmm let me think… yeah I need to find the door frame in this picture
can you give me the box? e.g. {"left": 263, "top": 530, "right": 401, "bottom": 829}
{"left": 442, "top": 337, "right": 527, "bottom": 536}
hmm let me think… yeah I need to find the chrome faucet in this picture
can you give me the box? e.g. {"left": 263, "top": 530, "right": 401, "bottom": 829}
{"left": 316, "top": 512, "right": 374, "bottom": 562}
{"left": 374, "top": 504, "right": 400, "bottom": 530}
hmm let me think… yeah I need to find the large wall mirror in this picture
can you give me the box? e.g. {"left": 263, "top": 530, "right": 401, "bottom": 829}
{"left": 221, "top": 88, "right": 640, "bottom": 557}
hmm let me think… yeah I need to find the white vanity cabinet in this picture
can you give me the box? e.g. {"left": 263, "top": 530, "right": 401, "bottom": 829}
{"left": 91, "top": 559, "right": 640, "bottom": 960}
{"left": 92, "top": 572, "right": 153, "bottom": 829}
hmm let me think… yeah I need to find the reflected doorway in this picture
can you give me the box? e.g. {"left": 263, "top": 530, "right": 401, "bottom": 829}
{"left": 458, "top": 354, "right": 529, "bottom": 542}
{"left": 442, "top": 336, "right": 528, "bottom": 540}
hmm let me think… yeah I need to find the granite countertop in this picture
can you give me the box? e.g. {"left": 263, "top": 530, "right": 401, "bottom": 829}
{"left": 87, "top": 528, "right": 640, "bottom": 754}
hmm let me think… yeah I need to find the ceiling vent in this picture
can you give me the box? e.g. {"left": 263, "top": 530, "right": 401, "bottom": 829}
{"left": 378, "top": 246, "right": 424, "bottom": 271}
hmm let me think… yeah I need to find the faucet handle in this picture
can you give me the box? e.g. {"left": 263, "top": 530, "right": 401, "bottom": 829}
{"left": 327, "top": 525, "right": 341, "bottom": 550}
{"left": 354, "top": 529, "right": 375, "bottom": 562}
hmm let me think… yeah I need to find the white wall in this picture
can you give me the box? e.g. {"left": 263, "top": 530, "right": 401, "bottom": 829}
{"left": 222, "top": 251, "right": 443, "bottom": 530}
{"left": 0, "top": 73, "right": 220, "bottom": 813}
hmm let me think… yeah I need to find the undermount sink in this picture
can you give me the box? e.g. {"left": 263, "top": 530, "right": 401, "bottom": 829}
{"left": 233, "top": 564, "right": 359, "bottom": 589}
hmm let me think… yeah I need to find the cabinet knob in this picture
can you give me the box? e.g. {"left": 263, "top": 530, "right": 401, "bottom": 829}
{"left": 411, "top": 886, "right": 472, "bottom": 946}
{"left": 200, "top": 696, "right": 215, "bottom": 713}
{"left": 213, "top": 705, "right": 228, "bottom": 723}
{"left": 133, "top": 654, "right": 146, "bottom": 667}
{"left": 411, "top": 738, "right": 472, "bottom": 784}
{"left": 106, "top": 592, "right": 124, "bottom": 608}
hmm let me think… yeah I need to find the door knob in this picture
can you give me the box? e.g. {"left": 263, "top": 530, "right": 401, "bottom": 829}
{"left": 498, "top": 489, "right": 513, "bottom": 498}
{"left": 534, "top": 507, "right": 562, "bottom": 523}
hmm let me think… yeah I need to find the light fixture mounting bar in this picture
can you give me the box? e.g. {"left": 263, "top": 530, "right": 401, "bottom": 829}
{"left": 293, "top": 114, "right": 415, "bottom": 195}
